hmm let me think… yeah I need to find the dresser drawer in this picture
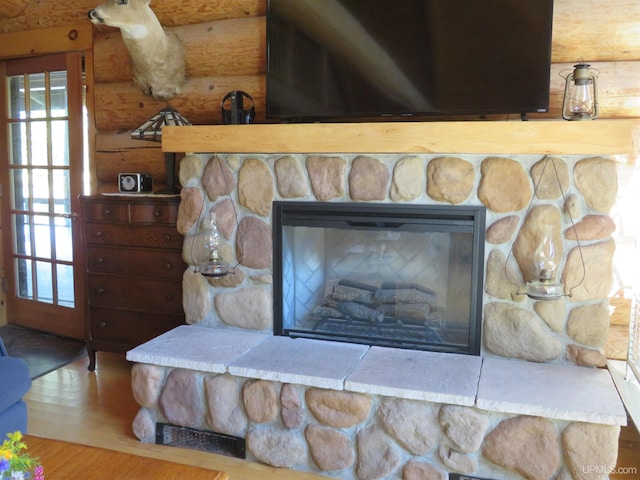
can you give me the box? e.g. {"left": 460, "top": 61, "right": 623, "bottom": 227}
{"left": 88, "top": 274, "right": 183, "bottom": 314}
{"left": 83, "top": 201, "right": 129, "bottom": 222}
{"left": 87, "top": 246, "right": 185, "bottom": 279}
{"left": 130, "top": 203, "right": 179, "bottom": 224}
{"left": 90, "top": 308, "right": 184, "bottom": 344}
{"left": 85, "top": 223, "right": 183, "bottom": 249}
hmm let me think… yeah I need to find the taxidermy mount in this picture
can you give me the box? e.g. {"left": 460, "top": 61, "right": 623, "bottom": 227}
{"left": 88, "top": 0, "right": 186, "bottom": 102}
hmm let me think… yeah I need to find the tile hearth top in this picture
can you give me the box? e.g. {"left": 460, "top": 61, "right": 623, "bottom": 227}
{"left": 127, "top": 327, "right": 626, "bottom": 425}
{"left": 345, "top": 346, "right": 481, "bottom": 406}
{"left": 477, "top": 357, "right": 627, "bottom": 426}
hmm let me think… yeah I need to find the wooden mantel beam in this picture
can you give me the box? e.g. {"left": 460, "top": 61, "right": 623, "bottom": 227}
{"left": 162, "top": 120, "right": 635, "bottom": 156}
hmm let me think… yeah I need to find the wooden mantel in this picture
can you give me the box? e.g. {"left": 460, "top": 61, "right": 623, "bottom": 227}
{"left": 162, "top": 120, "right": 636, "bottom": 156}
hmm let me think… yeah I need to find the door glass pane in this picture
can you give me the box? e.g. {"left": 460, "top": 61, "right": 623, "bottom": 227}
{"left": 28, "top": 73, "right": 46, "bottom": 119}
{"left": 31, "top": 120, "right": 49, "bottom": 166}
{"left": 15, "top": 258, "right": 33, "bottom": 300}
{"left": 55, "top": 217, "right": 73, "bottom": 262}
{"left": 8, "top": 76, "right": 25, "bottom": 119}
{"left": 11, "top": 169, "right": 29, "bottom": 211}
{"left": 12, "top": 214, "right": 31, "bottom": 256}
{"left": 33, "top": 169, "right": 50, "bottom": 213}
{"left": 34, "top": 215, "right": 52, "bottom": 259}
{"left": 9, "top": 123, "right": 27, "bottom": 165}
{"left": 57, "top": 264, "right": 74, "bottom": 307}
{"left": 50, "top": 71, "right": 68, "bottom": 117}
{"left": 52, "top": 170, "right": 71, "bottom": 214}
{"left": 51, "top": 120, "right": 69, "bottom": 166}
{"left": 36, "top": 261, "right": 53, "bottom": 304}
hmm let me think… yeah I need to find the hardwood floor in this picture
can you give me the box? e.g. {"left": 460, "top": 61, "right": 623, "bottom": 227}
{"left": 24, "top": 352, "right": 640, "bottom": 480}
{"left": 24, "top": 352, "right": 324, "bottom": 480}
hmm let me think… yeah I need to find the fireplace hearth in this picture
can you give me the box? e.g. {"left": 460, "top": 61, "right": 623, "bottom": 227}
{"left": 273, "top": 202, "right": 486, "bottom": 354}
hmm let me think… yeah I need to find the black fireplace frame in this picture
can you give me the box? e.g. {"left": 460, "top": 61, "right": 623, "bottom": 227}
{"left": 272, "top": 201, "right": 486, "bottom": 355}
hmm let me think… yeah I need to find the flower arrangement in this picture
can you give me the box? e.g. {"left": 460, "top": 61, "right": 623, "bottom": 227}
{"left": 0, "top": 432, "right": 44, "bottom": 480}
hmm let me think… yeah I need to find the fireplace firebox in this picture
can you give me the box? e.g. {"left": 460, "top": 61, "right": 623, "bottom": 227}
{"left": 273, "top": 202, "right": 486, "bottom": 355}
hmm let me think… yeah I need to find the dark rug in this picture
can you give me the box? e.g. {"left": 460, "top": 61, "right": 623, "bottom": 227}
{"left": 0, "top": 325, "right": 87, "bottom": 379}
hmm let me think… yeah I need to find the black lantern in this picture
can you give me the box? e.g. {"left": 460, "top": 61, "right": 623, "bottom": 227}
{"left": 562, "top": 63, "right": 599, "bottom": 121}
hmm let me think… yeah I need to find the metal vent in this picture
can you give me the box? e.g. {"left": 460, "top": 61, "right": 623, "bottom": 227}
{"left": 156, "top": 423, "right": 246, "bottom": 459}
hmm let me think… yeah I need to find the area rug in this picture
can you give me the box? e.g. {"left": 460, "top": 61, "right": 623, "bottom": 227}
{"left": 0, "top": 325, "right": 87, "bottom": 379}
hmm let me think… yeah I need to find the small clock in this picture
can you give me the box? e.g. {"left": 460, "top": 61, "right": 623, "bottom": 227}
{"left": 118, "top": 173, "right": 153, "bottom": 193}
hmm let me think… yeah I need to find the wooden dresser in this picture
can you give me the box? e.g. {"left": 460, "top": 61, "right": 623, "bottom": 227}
{"left": 80, "top": 195, "right": 186, "bottom": 370}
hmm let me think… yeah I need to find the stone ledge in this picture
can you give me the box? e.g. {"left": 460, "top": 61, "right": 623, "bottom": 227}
{"left": 126, "top": 326, "right": 627, "bottom": 425}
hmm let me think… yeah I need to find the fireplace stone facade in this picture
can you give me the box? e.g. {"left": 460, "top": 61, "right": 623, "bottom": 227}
{"left": 127, "top": 150, "right": 625, "bottom": 479}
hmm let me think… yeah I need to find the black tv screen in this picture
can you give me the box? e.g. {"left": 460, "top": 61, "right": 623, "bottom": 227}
{"left": 266, "top": 0, "right": 554, "bottom": 121}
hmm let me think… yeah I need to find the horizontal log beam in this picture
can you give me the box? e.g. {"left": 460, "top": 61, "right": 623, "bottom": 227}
{"left": 93, "top": 17, "right": 265, "bottom": 83}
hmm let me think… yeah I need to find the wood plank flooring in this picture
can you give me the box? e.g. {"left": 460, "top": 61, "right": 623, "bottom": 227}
{"left": 24, "top": 352, "right": 640, "bottom": 480}
{"left": 24, "top": 352, "right": 325, "bottom": 480}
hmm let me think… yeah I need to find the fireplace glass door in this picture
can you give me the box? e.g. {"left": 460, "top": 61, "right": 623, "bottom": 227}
{"left": 273, "top": 202, "right": 486, "bottom": 355}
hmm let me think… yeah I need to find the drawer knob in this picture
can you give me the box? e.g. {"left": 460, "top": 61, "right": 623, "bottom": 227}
{"left": 164, "top": 234, "right": 172, "bottom": 241}
{"left": 165, "top": 262, "right": 173, "bottom": 270}
{"left": 95, "top": 231, "right": 103, "bottom": 238}
{"left": 96, "top": 257, "right": 104, "bottom": 264}
{"left": 96, "top": 287, "right": 105, "bottom": 294}
{"left": 166, "top": 294, "right": 174, "bottom": 301}
{"left": 99, "top": 321, "right": 107, "bottom": 329}
{"left": 154, "top": 209, "right": 161, "bottom": 217}
{"left": 103, "top": 208, "right": 111, "bottom": 216}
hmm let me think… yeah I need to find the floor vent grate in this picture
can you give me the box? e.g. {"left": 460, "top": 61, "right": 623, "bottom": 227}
{"left": 156, "top": 423, "right": 246, "bottom": 459}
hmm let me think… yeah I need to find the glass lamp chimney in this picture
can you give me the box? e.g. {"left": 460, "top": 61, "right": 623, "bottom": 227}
{"left": 562, "top": 63, "right": 598, "bottom": 120}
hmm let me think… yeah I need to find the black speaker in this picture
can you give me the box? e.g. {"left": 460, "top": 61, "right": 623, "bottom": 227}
{"left": 221, "top": 91, "right": 255, "bottom": 125}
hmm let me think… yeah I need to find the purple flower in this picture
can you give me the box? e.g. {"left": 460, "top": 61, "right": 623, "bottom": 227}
{"left": 0, "top": 458, "right": 9, "bottom": 472}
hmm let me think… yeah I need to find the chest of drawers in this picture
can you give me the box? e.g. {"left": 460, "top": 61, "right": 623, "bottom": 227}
{"left": 80, "top": 195, "right": 185, "bottom": 370}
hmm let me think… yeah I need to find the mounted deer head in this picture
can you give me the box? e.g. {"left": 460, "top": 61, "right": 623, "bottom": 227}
{"left": 88, "top": 0, "right": 186, "bottom": 102}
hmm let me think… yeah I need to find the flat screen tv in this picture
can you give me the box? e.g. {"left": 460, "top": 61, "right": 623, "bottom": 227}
{"left": 266, "top": 0, "right": 554, "bottom": 121}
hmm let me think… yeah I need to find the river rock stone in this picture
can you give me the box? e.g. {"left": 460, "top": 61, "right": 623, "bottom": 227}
{"left": 531, "top": 156, "right": 570, "bottom": 200}
{"left": 238, "top": 157, "right": 274, "bottom": 217}
{"left": 305, "top": 424, "right": 354, "bottom": 471}
{"left": 562, "top": 240, "right": 615, "bottom": 301}
{"left": 178, "top": 154, "right": 204, "bottom": 187}
{"left": 438, "top": 445, "right": 478, "bottom": 474}
{"left": 356, "top": 425, "right": 401, "bottom": 480}
{"left": 565, "top": 215, "right": 616, "bottom": 241}
{"left": 132, "top": 408, "right": 155, "bottom": 442}
{"left": 512, "top": 204, "right": 563, "bottom": 282}
{"left": 281, "top": 383, "right": 304, "bottom": 429}
{"left": 131, "top": 363, "right": 166, "bottom": 408}
{"left": 390, "top": 155, "right": 422, "bottom": 201}
{"left": 378, "top": 398, "right": 440, "bottom": 455}
{"left": 427, "top": 156, "right": 475, "bottom": 204}
{"left": 402, "top": 460, "right": 445, "bottom": 480}
{"left": 211, "top": 198, "right": 236, "bottom": 240}
{"left": 215, "top": 287, "right": 272, "bottom": 330}
{"left": 246, "top": 427, "right": 307, "bottom": 468}
{"left": 534, "top": 299, "right": 565, "bottom": 332}
{"left": 306, "top": 388, "right": 371, "bottom": 428}
{"left": 177, "top": 187, "right": 203, "bottom": 235}
{"left": 204, "top": 374, "right": 248, "bottom": 436}
{"left": 566, "top": 344, "right": 608, "bottom": 367}
{"left": 483, "top": 302, "right": 563, "bottom": 362}
{"left": 243, "top": 379, "right": 278, "bottom": 423}
{"left": 236, "top": 216, "right": 272, "bottom": 269}
{"left": 349, "top": 155, "right": 389, "bottom": 201}
{"left": 566, "top": 303, "right": 610, "bottom": 348}
{"left": 207, "top": 266, "right": 245, "bottom": 288}
{"left": 478, "top": 157, "right": 532, "bottom": 213}
{"left": 438, "top": 405, "right": 489, "bottom": 453}
{"left": 486, "top": 216, "right": 520, "bottom": 244}
{"left": 574, "top": 157, "right": 618, "bottom": 213}
{"left": 159, "top": 369, "right": 204, "bottom": 427}
{"left": 275, "top": 155, "right": 309, "bottom": 198}
{"left": 203, "top": 155, "right": 236, "bottom": 201}
{"left": 564, "top": 193, "right": 583, "bottom": 220}
{"left": 562, "top": 422, "right": 620, "bottom": 480}
{"left": 306, "top": 155, "right": 346, "bottom": 201}
{"left": 482, "top": 416, "right": 560, "bottom": 480}
{"left": 485, "top": 249, "right": 524, "bottom": 302}
{"left": 182, "top": 269, "right": 212, "bottom": 324}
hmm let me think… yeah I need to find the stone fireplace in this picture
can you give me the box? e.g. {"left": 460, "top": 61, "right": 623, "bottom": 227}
{"left": 126, "top": 122, "right": 631, "bottom": 480}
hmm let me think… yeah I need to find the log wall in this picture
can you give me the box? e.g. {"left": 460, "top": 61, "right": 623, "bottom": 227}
{"left": 1, "top": 0, "right": 640, "bottom": 192}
